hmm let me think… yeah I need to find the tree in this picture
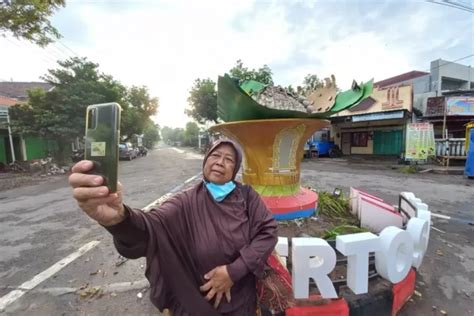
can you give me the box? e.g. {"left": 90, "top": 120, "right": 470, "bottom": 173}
{"left": 9, "top": 57, "right": 158, "bottom": 162}
{"left": 185, "top": 78, "right": 218, "bottom": 124}
{"left": 286, "top": 85, "right": 296, "bottom": 94}
{"left": 142, "top": 121, "right": 160, "bottom": 149}
{"left": 11, "top": 57, "right": 128, "bottom": 162}
{"left": 229, "top": 59, "right": 273, "bottom": 85}
{"left": 186, "top": 60, "right": 274, "bottom": 124}
{"left": 301, "top": 74, "right": 338, "bottom": 96}
{"left": 184, "top": 121, "right": 199, "bottom": 147}
{"left": 161, "top": 126, "right": 184, "bottom": 145}
{"left": 127, "top": 86, "right": 159, "bottom": 117}
{"left": 302, "top": 74, "right": 324, "bottom": 95}
{"left": 160, "top": 126, "right": 173, "bottom": 144}
{"left": 0, "top": 0, "right": 65, "bottom": 47}
{"left": 121, "top": 86, "right": 159, "bottom": 141}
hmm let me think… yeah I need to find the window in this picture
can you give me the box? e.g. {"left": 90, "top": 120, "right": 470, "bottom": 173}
{"left": 351, "top": 132, "right": 368, "bottom": 147}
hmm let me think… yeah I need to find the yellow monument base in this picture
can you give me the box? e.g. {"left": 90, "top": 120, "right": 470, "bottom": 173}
{"left": 212, "top": 118, "right": 329, "bottom": 220}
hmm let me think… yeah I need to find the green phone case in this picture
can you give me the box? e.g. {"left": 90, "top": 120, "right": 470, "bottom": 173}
{"left": 84, "top": 103, "right": 121, "bottom": 193}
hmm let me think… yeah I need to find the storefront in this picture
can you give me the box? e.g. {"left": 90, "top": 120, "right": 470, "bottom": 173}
{"left": 331, "top": 85, "right": 413, "bottom": 156}
{"left": 424, "top": 92, "right": 474, "bottom": 138}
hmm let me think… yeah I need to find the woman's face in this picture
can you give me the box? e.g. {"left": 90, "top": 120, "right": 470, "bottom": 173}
{"left": 203, "top": 144, "right": 236, "bottom": 184}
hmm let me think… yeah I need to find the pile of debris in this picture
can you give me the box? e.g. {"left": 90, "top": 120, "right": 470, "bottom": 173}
{"left": 249, "top": 75, "right": 338, "bottom": 114}
{"left": 29, "top": 157, "right": 68, "bottom": 175}
{"left": 253, "top": 85, "right": 308, "bottom": 112}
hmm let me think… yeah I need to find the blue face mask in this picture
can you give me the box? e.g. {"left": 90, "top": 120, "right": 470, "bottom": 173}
{"left": 205, "top": 181, "right": 236, "bottom": 202}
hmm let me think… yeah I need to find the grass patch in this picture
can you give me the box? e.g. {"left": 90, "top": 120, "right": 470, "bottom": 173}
{"left": 322, "top": 224, "right": 368, "bottom": 240}
{"left": 400, "top": 165, "right": 417, "bottom": 174}
{"left": 317, "top": 191, "right": 351, "bottom": 219}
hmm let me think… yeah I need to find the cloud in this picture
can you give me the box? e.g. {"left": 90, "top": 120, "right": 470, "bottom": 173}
{"left": 0, "top": 0, "right": 472, "bottom": 128}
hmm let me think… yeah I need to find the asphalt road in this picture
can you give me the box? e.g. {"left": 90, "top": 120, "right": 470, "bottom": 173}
{"left": 0, "top": 147, "right": 472, "bottom": 315}
{"left": 0, "top": 145, "right": 203, "bottom": 315}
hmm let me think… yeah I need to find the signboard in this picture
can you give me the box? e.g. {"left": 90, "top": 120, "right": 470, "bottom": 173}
{"left": 447, "top": 96, "right": 474, "bottom": 116}
{"left": 335, "top": 86, "right": 412, "bottom": 117}
{"left": 381, "top": 87, "right": 404, "bottom": 110}
{"left": 405, "top": 123, "right": 435, "bottom": 160}
{"left": 352, "top": 110, "right": 404, "bottom": 122}
{"left": 425, "top": 96, "right": 445, "bottom": 116}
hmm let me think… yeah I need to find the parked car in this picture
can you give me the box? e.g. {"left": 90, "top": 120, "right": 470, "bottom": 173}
{"left": 119, "top": 143, "right": 137, "bottom": 160}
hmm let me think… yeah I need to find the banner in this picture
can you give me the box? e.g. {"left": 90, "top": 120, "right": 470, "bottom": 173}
{"left": 405, "top": 123, "right": 435, "bottom": 160}
{"left": 447, "top": 96, "right": 474, "bottom": 116}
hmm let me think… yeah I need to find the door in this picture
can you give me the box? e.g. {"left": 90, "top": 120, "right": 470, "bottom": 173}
{"left": 373, "top": 130, "right": 403, "bottom": 155}
{"left": 341, "top": 133, "right": 351, "bottom": 155}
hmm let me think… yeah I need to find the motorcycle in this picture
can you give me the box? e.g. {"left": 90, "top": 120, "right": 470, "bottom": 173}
{"left": 71, "top": 149, "right": 84, "bottom": 162}
{"left": 138, "top": 146, "right": 148, "bottom": 157}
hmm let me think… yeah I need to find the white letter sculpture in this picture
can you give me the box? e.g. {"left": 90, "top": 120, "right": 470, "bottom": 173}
{"left": 375, "top": 227, "right": 414, "bottom": 283}
{"left": 292, "top": 238, "right": 337, "bottom": 299}
{"left": 336, "top": 232, "right": 381, "bottom": 294}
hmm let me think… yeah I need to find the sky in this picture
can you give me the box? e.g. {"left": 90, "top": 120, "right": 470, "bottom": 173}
{"left": 0, "top": 0, "right": 473, "bottom": 128}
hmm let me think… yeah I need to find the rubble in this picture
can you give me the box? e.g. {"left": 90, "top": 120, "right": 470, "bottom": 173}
{"left": 253, "top": 85, "right": 307, "bottom": 112}
{"left": 249, "top": 75, "right": 338, "bottom": 114}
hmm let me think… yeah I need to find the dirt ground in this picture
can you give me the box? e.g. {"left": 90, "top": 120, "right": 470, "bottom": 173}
{"left": 0, "top": 172, "right": 66, "bottom": 192}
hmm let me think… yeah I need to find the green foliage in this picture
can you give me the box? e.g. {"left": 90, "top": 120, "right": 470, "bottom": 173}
{"left": 229, "top": 59, "right": 273, "bottom": 85}
{"left": 186, "top": 60, "right": 274, "bottom": 124}
{"left": 142, "top": 121, "right": 160, "bottom": 149}
{"left": 400, "top": 165, "right": 417, "bottom": 174}
{"left": 184, "top": 121, "right": 199, "bottom": 147}
{"left": 302, "top": 74, "right": 324, "bottom": 96}
{"left": 127, "top": 85, "right": 159, "bottom": 117}
{"left": 121, "top": 85, "right": 159, "bottom": 141}
{"left": 317, "top": 191, "right": 351, "bottom": 219}
{"left": 0, "top": 0, "right": 65, "bottom": 47}
{"left": 323, "top": 225, "right": 368, "bottom": 240}
{"left": 161, "top": 126, "right": 184, "bottom": 145}
{"left": 9, "top": 57, "right": 159, "bottom": 162}
{"left": 286, "top": 85, "right": 296, "bottom": 94}
{"left": 185, "top": 78, "right": 218, "bottom": 124}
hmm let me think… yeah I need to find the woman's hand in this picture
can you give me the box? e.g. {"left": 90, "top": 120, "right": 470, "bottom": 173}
{"left": 69, "top": 160, "right": 126, "bottom": 226}
{"left": 200, "top": 265, "right": 233, "bottom": 309}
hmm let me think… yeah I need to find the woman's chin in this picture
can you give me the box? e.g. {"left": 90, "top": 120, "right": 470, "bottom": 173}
{"left": 208, "top": 176, "right": 228, "bottom": 185}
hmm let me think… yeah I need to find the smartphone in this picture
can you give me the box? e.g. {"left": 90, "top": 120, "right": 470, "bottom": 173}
{"left": 84, "top": 103, "right": 122, "bottom": 193}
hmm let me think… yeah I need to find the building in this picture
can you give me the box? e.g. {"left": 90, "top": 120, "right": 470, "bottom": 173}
{"left": 375, "top": 58, "right": 474, "bottom": 138}
{"left": 0, "top": 82, "right": 55, "bottom": 164}
{"left": 424, "top": 91, "right": 474, "bottom": 138}
{"left": 0, "top": 81, "right": 53, "bottom": 102}
{"left": 330, "top": 85, "right": 413, "bottom": 156}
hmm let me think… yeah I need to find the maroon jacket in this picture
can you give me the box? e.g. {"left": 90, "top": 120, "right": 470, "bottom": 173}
{"left": 106, "top": 181, "right": 277, "bottom": 315}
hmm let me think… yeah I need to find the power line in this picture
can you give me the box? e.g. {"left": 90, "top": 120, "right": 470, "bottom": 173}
{"left": 3, "top": 37, "right": 58, "bottom": 67}
{"left": 426, "top": 0, "right": 474, "bottom": 13}
{"left": 426, "top": 54, "right": 474, "bottom": 73}
{"left": 48, "top": 42, "right": 73, "bottom": 60}
{"left": 57, "top": 40, "right": 80, "bottom": 57}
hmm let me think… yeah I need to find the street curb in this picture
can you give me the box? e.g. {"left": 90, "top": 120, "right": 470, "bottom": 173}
{"left": 430, "top": 168, "right": 464, "bottom": 175}
{"left": 283, "top": 269, "right": 416, "bottom": 316}
{"left": 391, "top": 269, "right": 416, "bottom": 316}
{"left": 286, "top": 295, "right": 349, "bottom": 315}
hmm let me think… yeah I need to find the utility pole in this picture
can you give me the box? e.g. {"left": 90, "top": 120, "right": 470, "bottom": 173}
{"left": 6, "top": 111, "right": 16, "bottom": 162}
{"left": 442, "top": 96, "right": 449, "bottom": 164}
{"left": 442, "top": 96, "right": 447, "bottom": 139}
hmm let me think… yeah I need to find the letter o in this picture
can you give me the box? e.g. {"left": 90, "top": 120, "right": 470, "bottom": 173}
{"left": 375, "top": 227, "right": 414, "bottom": 283}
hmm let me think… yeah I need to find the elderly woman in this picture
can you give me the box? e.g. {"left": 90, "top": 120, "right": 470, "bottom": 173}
{"left": 69, "top": 139, "right": 278, "bottom": 315}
